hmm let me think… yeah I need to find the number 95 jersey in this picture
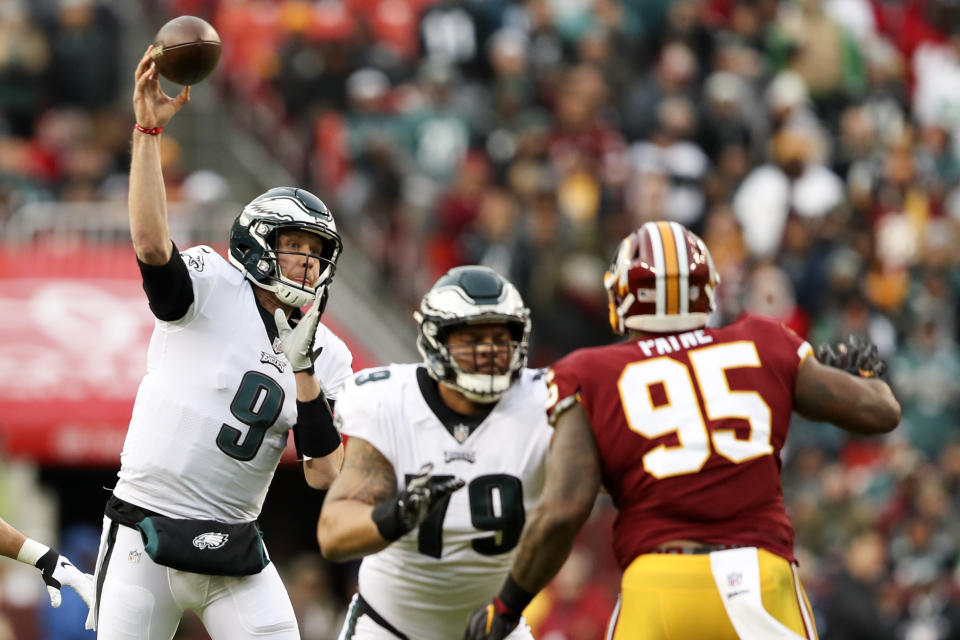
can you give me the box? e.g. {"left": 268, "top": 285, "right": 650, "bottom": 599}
{"left": 546, "top": 316, "right": 813, "bottom": 569}
{"left": 335, "top": 363, "right": 553, "bottom": 640}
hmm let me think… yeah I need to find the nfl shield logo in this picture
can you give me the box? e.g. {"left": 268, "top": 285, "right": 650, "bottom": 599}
{"left": 453, "top": 424, "right": 470, "bottom": 443}
{"left": 272, "top": 337, "right": 284, "bottom": 355}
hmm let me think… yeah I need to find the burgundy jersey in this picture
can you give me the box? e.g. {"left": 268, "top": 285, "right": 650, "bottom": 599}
{"left": 546, "top": 316, "right": 812, "bottom": 569}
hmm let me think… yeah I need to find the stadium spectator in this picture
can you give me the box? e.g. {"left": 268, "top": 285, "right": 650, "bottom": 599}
{"left": 890, "top": 318, "right": 960, "bottom": 458}
{"left": 822, "top": 528, "right": 899, "bottom": 639}
{"left": 0, "top": 1, "right": 50, "bottom": 137}
{"left": 733, "top": 124, "right": 844, "bottom": 259}
{"left": 46, "top": 0, "right": 121, "bottom": 111}
{"left": 627, "top": 96, "right": 709, "bottom": 230}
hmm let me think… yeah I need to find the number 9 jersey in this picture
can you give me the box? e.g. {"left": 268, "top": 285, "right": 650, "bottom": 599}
{"left": 546, "top": 315, "right": 813, "bottom": 569}
{"left": 113, "top": 246, "right": 353, "bottom": 523}
{"left": 335, "top": 363, "right": 553, "bottom": 640}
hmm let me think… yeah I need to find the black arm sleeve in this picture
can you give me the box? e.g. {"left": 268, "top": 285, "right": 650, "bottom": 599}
{"left": 138, "top": 242, "right": 194, "bottom": 321}
{"left": 293, "top": 397, "right": 342, "bottom": 458}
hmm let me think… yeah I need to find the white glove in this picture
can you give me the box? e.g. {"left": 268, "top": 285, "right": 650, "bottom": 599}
{"left": 274, "top": 294, "right": 323, "bottom": 373}
{"left": 34, "top": 548, "right": 95, "bottom": 609}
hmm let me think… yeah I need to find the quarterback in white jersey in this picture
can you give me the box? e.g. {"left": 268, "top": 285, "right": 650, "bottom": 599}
{"left": 319, "top": 266, "right": 553, "bottom": 640}
{"left": 92, "top": 48, "right": 349, "bottom": 640}
{"left": 113, "top": 244, "right": 353, "bottom": 521}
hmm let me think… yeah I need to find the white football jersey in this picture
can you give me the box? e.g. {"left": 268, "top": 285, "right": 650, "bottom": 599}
{"left": 113, "top": 246, "right": 352, "bottom": 522}
{"left": 336, "top": 363, "right": 553, "bottom": 640}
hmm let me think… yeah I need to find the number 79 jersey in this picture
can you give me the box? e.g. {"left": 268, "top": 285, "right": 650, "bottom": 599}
{"left": 546, "top": 316, "right": 813, "bottom": 569}
{"left": 335, "top": 363, "right": 553, "bottom": 640}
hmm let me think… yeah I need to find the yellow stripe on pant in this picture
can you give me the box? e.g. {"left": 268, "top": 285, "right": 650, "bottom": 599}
{"left": 610, "top": 548, "right": 818, "bottom": 640}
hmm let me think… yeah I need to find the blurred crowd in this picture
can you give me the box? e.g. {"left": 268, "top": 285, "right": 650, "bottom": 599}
{"left": 4, "top": 0, "right": 960, "bottom": 638}
{"left": 0, "top": 0, "right": 131, "bottom": 213}
{"left": 0, "top": 0, "right": 233, "bottom": 228}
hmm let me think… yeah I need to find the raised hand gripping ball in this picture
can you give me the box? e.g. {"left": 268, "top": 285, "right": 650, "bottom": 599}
{"left": 151, "top": 16, "right": 221, "bottom": 86}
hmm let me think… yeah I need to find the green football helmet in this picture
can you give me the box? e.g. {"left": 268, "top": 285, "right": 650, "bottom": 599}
{"left": 414, "top": 266, "right": 531, "bottom": 402}
{"left": 228, "top": 187, "right": 342, "bottom": 309}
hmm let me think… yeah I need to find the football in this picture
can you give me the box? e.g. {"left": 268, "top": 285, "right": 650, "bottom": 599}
{"left": 151, "top": 16, "right": 221, "bottom": 86}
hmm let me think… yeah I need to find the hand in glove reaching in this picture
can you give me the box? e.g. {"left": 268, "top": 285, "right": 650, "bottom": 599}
{"left": 816, "top": 334, "right": 887, "bottom": 378}
{"left": 463, "top": 601, "right": 520, "bottom": 640}
{"left": 274, "top": 292, "right": 324, "bottom": 374}
{"left": 35, "top": 548, "right": 95, "bottom": 609}
{"left": 18, "top": 538, "right": 94, "bottom": 610}
{"left": 371, "top": 463, "right": 465, "bottom": 541}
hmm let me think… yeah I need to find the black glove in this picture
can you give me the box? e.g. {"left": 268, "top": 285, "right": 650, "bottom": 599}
{"left": 816, "top": 334, "right": 887, "bottom": 378}
{"left": 463, "top": 600, "right": 520, "bottom": 640}
{"left": 372, "top": 463, "right": 465, "bottom": 541}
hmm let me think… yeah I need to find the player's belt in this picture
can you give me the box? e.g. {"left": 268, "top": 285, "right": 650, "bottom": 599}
{"left": 105, "top": 494, "right": 163, "bottom": 529}
{"left": 652, "top": 543, "right": 744, "bottom": 555}
{"left": 354, "top": 593, "right": 410, "bottom": 639}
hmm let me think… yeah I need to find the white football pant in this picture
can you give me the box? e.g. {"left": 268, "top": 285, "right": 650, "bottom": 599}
{"left": 93, "top": 516, "right": 300, "bottom": 640}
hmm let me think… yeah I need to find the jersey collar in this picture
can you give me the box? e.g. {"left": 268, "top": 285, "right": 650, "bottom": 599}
{"left": 252, "top": 284, "right": 304, "bottom": 346}
{"left": 416, "top": 366, "right": 494, "bottom": 443}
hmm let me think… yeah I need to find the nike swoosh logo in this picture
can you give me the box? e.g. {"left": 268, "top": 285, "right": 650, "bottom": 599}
{"left": 60, "top": 561, "right": 71, "bottom": 569}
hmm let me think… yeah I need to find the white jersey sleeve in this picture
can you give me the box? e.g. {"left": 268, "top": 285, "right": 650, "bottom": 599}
{"left": 335, "top": 366, "right": 401, "bottom": 468}
{"left": 165, "top": 245, "right": 224, "bottom": 327}
{"left": 313, "top": 322, "right": 354, "bottom": 400}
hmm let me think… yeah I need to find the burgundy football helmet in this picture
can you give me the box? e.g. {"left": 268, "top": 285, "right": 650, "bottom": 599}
{"left": 604, "top": 221, "right": 719, "bottom": 334}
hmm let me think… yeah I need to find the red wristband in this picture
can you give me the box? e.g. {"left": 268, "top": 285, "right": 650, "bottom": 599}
{"left": 134, "top": 123, "right": 163, "bottom": 135}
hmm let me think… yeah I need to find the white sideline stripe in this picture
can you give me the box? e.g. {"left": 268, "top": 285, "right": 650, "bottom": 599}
{"left": 791, "top": 562, "right": 816, "bottom": 639}
{"left": 605, "top": 593, "right": 622, "bottom": 640}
